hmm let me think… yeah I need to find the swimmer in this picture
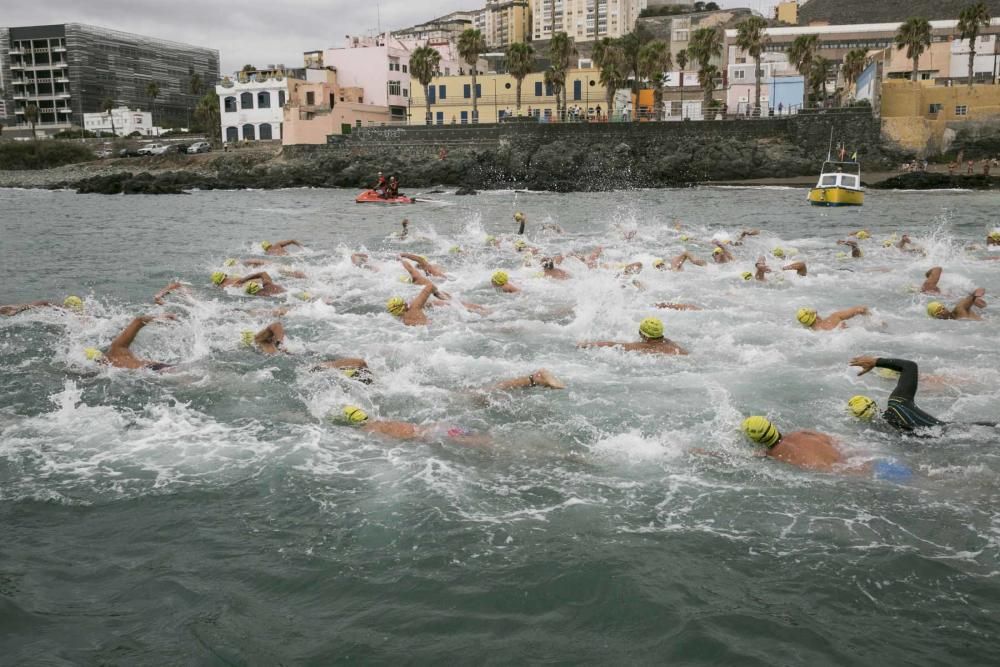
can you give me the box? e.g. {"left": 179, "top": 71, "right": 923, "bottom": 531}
{"left": 796, "top": 305, "right": 869, "bottom": 331}
{"left": 260, "top": 240, "right": 304, "bottom": 256}
{"left": 484, "top": 234, "right": 500, "bottom": 248}
{"left": 224, "top": 258, "right": 270, "bottom": 268}
{"left": 278, "top": 268, "right": 308, "bottom": 279}
{"left": 210, "top": 271, "right": 240, "bottom": 288}
{"left": 655, "top": 302, "right": 702, "bottom": 311}
{"left": 514, "top": 239, "right": 540, "bottom": 255}
{"left": 927, "top": 288, "right": 987, "bottom": 320}
{"left": 836, "top": 239, "right": 863, "bottom": 258}
{"left": 578, "top": 317, "right": 688, "bottom": 355}
{"left": 236, "top": 272, "right": 286, "bottom": 297}
{"left": 86, "top": 313, "right": 177, "bottom": 370}
{"left": 987, "top": 231, "right": 1000, "bottom": 246}
{"left": 153, "top": 282, "right": 191, "bottom": 305}
{"left": 849, "top": 230, "right": 871, "bottom": 240}
{"left": 0, "top": 297, "right": 76, "bottom": 316}
{"left": 514, "top": 211, "right": 526, "bottom": 235}
{"left": 782, "top": 261, "right": 808, "bottom": 277}
{"left": 897, "top": 234, "right": 922, "bottom": 252}
{"left": 491, "top": 270, "right": 520, "bottom": 293}
{"left": 336, "top": 405, "right": 492, "bottom": 448}
{"left": 920, "top": 266, "right": 942, "bottom": 294}
{"left": 386, "top": 283, "right": 441, "bottom": 326}
{"left": 246, "top": 322, "right": 286, "bottom": 355}
{"left": 711, "top": 242, "right": 734, "bottom": 264}
{"left": 401, "top": 260, "right": 451, "bottom": 297}
{"left": 351, "top": 253, "right": 378, "bottom": 272}
{"left": 754, "top": 256, "right": 772, "bottom": 282}
{"left": 618, "top": 262, "right": 643, "bottom": 276}
{"left": 668, "top": 251, "right": 707, "bottom": 272}
{"left": 732, "top": 229, "right": 760, "bottom": 245}
{"left": 484, "top": 369, "right": 566, "bottom": 391}
{"left": 399, "top": 219, "right": 409, "bottom": 238}
{"left": 400, "top": 252, "right": 446, "bottom": 278}
{"left": 847, "top": 355, "right": 996, "bottom": 431}
{"left": 541, "top": 257, "right": 570, "bottom": 280}
{"left": 313, "top": 357, "right": 373, "bottom": 383}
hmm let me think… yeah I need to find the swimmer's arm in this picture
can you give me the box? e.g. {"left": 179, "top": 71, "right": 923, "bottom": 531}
{"left": 253, "top": 322, "right": 284, "bottom": 345}
{"left": 921, "top": 266, "right": 942, "bottom": 294}
{"left": 400, "top": 260, "right": 430, "bottom": 285}
{"left": 829, "top": 306, "right": 869, "bottom": 322}
{"left": 953, "top": 288, "right": 984, "bottom": 316}
{"left": 274, "top": 240, "right": 303, "bottom": 249}
{"left": 876, "top": 358, "right": 919, "bottom": 402}
{"left": 577, "top": 340, "right": 620, "bottom": 349}
{"left": 242, "top": 258, "right": 270, "bottom": 267}
{"left": 399, "top": 253, "right": 427, "bottom": 268}
{"left": 236, "top": 272, "right": 273, "bottom": 286}
{"left": 153, "top": 282, "right": 189, "bottom": 305}
{"left": 0, "top": 301, "right": 53, "bottom": 315}
{"left": 782, "top": 262, "right": 807, "bottom": 276}
{"left": 109, "top": 314, "right": 174, "bottom": 350}
{"left": 410, "top": 284, "right": 438, "bottom": 311}
{"left": 685, "top": 252, "right": 707, "bottom": 267}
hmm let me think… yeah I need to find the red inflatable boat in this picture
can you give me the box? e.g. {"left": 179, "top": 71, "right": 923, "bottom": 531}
{"left": 355, "top": 189, "right": 415, "bottom": 204}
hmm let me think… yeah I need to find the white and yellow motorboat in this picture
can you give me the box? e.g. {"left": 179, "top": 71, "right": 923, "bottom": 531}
{"left": 808, "top": 160, "right": 864, "bottom": 207}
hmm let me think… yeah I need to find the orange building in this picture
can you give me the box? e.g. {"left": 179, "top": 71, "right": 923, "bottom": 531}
{"left": 282, "top": 68, "right": 393, "bottom": 145}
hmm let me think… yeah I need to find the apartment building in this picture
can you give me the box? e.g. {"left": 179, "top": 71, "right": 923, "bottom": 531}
{"left": 531, "top": 0, "right": 647, "bottom": 41}
{"left": 484, "top": 1, "right": 533, "bottom": 47}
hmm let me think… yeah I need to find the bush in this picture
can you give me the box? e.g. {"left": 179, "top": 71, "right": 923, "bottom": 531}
{"left": 0, "top": 141, "right": 96, "bottom": 170}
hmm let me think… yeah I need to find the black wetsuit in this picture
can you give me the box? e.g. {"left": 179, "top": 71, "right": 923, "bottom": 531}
{"left": 877, "top": 358, "right": 995, "bottom": 431}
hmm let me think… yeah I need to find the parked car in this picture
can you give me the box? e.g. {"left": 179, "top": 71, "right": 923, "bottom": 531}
{"left": 149, "top": 144, "right": 176, "bottom": 155}
{"left": 173, "top": 143, "right": 191, "bottom": 154}
{"left": 119, "top": 148, "right": 141, "bottom": 158}
{"left": 137, "top": 143, "right": 166, "bottom": 156}
{"left": 187, "top": 141, "right": 212, "bottom": 154}
{"left": 94, "top": 149, "right": 113, "bottom": 159}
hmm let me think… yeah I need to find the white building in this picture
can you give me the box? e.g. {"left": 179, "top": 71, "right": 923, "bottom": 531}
{"left": 216, "top": 73, "right": 288, "bottom": 143}
{"left": 949, "top": 34, "right": 999, "bottom": 82}
{"left": 531, "top": 0, "right": 647, "bottom": 41}
{"left": 83, "top": 106, "right": 158, "bottom": 136}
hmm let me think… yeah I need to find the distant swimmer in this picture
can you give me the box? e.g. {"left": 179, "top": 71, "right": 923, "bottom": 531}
{"left": 1, "top": 295, "right": 83, "bottom": 316}
{"left": 796, "top": 305, "right": 869, "bottom": 331}
{"left": 847, "top": 355, "right": 996, "bottom": 431}
{"left": 400, "top": 253, "right": 446, "bottom": 278}
{"left": 578, "top": 317, "right": 688, "bottom": 355}
{"left": 153, "top": 282, "right": 191, "bottom": 305}
{"left": 85, "top": 314, "right": 177, "bottom": 370}
{"left": 386, "top": 283, "right": 441, "bottom": 326}
{"left": 514, "top": 211, "right": 526, "bottom": 235}
{"left": 732, "top": 229, "right": 760, "bottom": 245}
{"left": 242, "top": 322, "right": 286, "bottom": 355}
{"left": 655, "top": 302, "right": 702, "bottom": 311}
{"left": 236, "top": 272, "right": 286, "bottom": 297}
{"left": 399, "top": 218, "right": 409, "bottom": 238}
{"left": 782, "top": 261, "right": 808, "bottom": 277}
{"left": 541, "top": 257, "right": 570, "bottom": 280}
{"left": 224, "top": 258, "right": 270, "bottom": 268}
{"left": 210, "top": 271, "right": 240, "bottom": 288}
{"left": 837, "top": 239, "right": 863, "bottom": 258}
{"left": 988, "top": 231, "right": 1000, "bottom": 246}
{"left": 927, "top": 288, "right": 987, "bottom": 320}
{"left": 491, "top": 270, "right": 520, "bottom": 293}
{"left": 313, "top": 357, "right": 373, "bottom": 383}
{"left": 711, "top": 242, "right": 734, "bottom": 264}
{"left": 920, "top": 266, "right": 943, "bottom": 294}
{"left": 261, "top": 240, "right": 304, "bottom": 256}
{"left": 655, "top": 251, "right": 706, "bottom": 272}
{"left": 351, "top": 253, "right": 379, "bottom": 272}
{"left": 484, "top": 369, "right": 566, "bottom": 391}
{"left": 514, "top": 239, "right": 539, "bottom": 255}
{"left": 754, "top": 256, "right": 772, "bottom": 282}
{"left": 740, "top": 416, "right": 912, "bottom": 480}
{"left": 336, "top": 405, "right": 492, "bottom": 448}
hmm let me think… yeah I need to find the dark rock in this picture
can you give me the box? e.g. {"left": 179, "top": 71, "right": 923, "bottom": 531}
{"left": 869, "top": 171, "right": 998, "bottom": 190}
{"left": 455, "top": 186, "right": 478, "bottom": 195}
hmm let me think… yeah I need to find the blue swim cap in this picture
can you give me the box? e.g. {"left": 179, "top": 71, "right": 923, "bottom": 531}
{"left": 872, "top": 459, "right": 913, "bottom": 483}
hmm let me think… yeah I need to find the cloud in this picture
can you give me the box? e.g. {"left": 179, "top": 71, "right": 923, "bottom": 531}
{"left": 3, "top": 1, "right": 482, "bottom": 74}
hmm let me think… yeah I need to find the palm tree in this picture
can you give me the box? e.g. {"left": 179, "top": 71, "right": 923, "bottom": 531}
{"left": 619, "top": 31, "right": 643, "bottom": 94}
{"left": 676, "top": 49, "right": 688, "bottom": 118}
{"left": 100, "top": 96, "right": 117, "bottom": 136}
{"left": 895, "top": 17, "right": 932, "bottom": 82}
{"left": 841, "top": 48, "right": 868, "bottom": 100}
{"left": 687, "top": 27, "right": 723, "bottom": 113}
{"left": 735, "top": 16, "right": 770, "bottom": 116}
{"left": 23, "top": 103, "right": 38, "bottom": 140}
{"left": 597, "top": 44, "right": 627, "bottom": 119}
{"left": 958, "top": 3, "right": 992, "bottom": 89}
{"left": 146, "top": 81, "right": 160, "bottom": 122}
{"left": 410, "top": 45, "right": 442, "bottom": 125}
{"left": 458, "top": 29, "right": 486, "bottom": 122}
{"left": 505, "top": 42, "right": 535, "bottom": 114}
{"left": 194, "top": 93, "right": 221, "bottom": 143}
{"left": 548, "top": 32, "right": 576, "bottom": 120}
{"left": 697, "top": 64, "right": 720, "bottom": 118}
{"left": 638, "top": 40, "right": 671, "bottom": 120}
{"left": 787, "top": 34, "right": 818, "bottom": 110}
{"left": 592, "top": 37, "right": 614, "bottom": 70}
{"left": 809, "top": 56, "right": 830, "bottom": 105}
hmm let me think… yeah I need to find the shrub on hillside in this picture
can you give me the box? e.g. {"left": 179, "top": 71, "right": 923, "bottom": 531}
{"left": 0, "top": 141, "right": 96, "bottom": 170}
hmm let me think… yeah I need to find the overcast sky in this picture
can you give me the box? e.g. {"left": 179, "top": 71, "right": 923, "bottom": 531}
{"left": 4, "top": 0, "right": 777, "bottom": 74}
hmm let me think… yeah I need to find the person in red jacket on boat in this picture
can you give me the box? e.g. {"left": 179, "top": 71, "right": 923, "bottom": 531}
{"left": 386, "top": 176, "right": 400, "bottom": 199}
{"left": 373, "top": 171, "right": 386, "bottom": 196}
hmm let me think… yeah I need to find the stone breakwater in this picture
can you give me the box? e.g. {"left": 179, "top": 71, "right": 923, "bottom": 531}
{"left": 0, "top": 111, "right": 928, "bottom": 194}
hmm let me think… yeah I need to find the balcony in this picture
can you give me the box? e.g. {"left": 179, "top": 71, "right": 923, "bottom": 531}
{"left": 11, "top": 63, "right": 24, "bottom": 70}
{"left": 56, "top": 77, "right": 69, "bottom": 83}
{"left": 9, "top": 47, "right": 25, "bottom": 55}
{"left": 13, "top": 93, "right": 27, "bottom": 100}
{"left": 53, "top": 46, "right": 67, "bottom": 52}
{"left": 58, "top": 108, "right": 73, "bottom": 113}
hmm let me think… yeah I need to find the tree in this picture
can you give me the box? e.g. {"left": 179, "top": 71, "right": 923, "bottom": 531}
{"left": 146, "top": 81, "right": 160, "bottom": 122}
{"left": 809, "top": 56, "right": 830, "bottom": 105}
{"left": 597, "top": 44, "right": 627, "bottom": 119}
{"left": 458, "top": 29, "right": 486, "bottom": 122}
{"left": 697, "top": 64, "right": 720, "bottom": 118}
{"left": 101, "top": 96, "right": 117, "bottom": 136}
{"left": 241, "top": 64, "right": 256, "bottom": 73}
{"left": 505, "top": 42, "right": 535, "bottom": 114}
{"left": 23, "top": 103, "right": 39, "bottom": 140}
{"left": 619, "top": 31, "right": 643, "bottom": 94}
{"left": 687, "top": 27, "right": 723, "bottom": 113}
{"left": 841, "top": 48, "right": 868, "bottom": 99}
{"left": 958, "top": 3, "right": 991, "bottom": 89}
{"left": 638, "top": 40, "right": 671, "bottom": 120}
{"left": 706, "top": 1, "right": 720, "bottom": 8}
{"left": 895, "top": 17, "right": 932, "bottom": 82}
{"left": 736, "top": 16, "right": 770, "bottom": 116}
{"left": 787, "top": 34, "right": 818, "bottom": 109}
{"left": 676, "top": 49, "right": 689, "bottom": 118}
{"left": 548, "top": 32, "right": 576, "bottom": 119}
{"left": 410, "top": 46, "right": 442, "bottom": 125}
{"left": 194, "top": 93, "right": 220, "bottom": 143}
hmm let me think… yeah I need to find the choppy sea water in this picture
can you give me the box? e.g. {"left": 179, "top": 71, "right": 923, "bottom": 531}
{"left": 1, "top": 185, "right": 999, "bottom": 664}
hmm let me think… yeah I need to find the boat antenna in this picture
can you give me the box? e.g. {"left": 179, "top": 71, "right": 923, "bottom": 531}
{"left": 826, "top": 127, "right": 834, "bottom": 162}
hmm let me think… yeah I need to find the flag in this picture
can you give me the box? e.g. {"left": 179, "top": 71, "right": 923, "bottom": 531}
{"left": 851, "top": 150, "right": 858, "bottom": 161}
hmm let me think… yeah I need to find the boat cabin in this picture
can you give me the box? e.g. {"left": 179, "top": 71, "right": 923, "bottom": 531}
{"left": 815, "top": 161, "right": 862, "bottom": 191}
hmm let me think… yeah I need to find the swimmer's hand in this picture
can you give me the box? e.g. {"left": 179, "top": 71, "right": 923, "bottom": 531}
{"left": 849, "top": 355, "right": 878, "bottom": 376}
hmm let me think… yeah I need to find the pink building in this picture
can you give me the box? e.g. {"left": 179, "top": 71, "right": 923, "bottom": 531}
{"left": 282, "top": 69, "right": 392, "bottom": 145}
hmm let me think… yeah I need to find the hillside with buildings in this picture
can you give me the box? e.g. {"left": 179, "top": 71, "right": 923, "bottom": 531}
{"left": 797, "top": 0, "right": 1000, "bottom": 25}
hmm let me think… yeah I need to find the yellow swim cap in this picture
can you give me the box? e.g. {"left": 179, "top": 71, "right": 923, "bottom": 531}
{"left": 386, "top": 296, "right": 406, "bottom": 316}
{"left": 990, "top": 231, "right": 1000, "bottom": 241}
{"left": 224, "top": 258, "right": 237, "bottom": 267}
{"left": 84, "top": 347, "right": 103, "bottom": 361}
{"left": 244, "top": 281, "right": 262, "bottom": 295}
{"left": 742, "top": 416, "right": 781, "bottom": 447}
{"left": 63, "top": 295, "right": 84, "bottom": 312}
{"left": 653, "top": 258, "right": 665, "bottom": 269}
{"left": 882, "top": 239, "right": 894, "bottom": 248}
{"left": 927, "top": 301, "right": 947, "bottom": 318}
{"left": 514, "top": 212, "right": 525, "bottom": 222}
{"left": 836, "top": 252, "right": 848, "bottom": 260}
{"left": 639, "top": 317, "right": 664, "bottom": 340}
{"left": 856, "top": 230, "right": 871, "bottom": 240}
{"left": 261, "top": 241, "right": 272, "bottom": 251}
{"left": 797, "top": 308, "right": 818, "bottom": 327}
{"left": 713, "top": 247, "right": 724, "bottom": 255}
{"left": 341, "top": 368, "right": 358, "bottom": 378}
{"left": 679, "top": 235, "right": 690, "bottom": 241}
{"left": 449, "top": 245, "right": 462, "bottom": 254}
{"left": 772, "top": 247, "right": 785, "bottom": 258}
{"left": 398, "top": 275, "right": 413, "bottom": 283}
{"left": 514, "top": 239, "right": 527, "bottom": 250}
{"left": 741, "top": 271, "right": 753, "bottom": 281}
{"left": 240, "top": 330, "right": 255, "bottom": 347}
{"left": 294, "top": 291, "right": 312, "bottom": 301}
{"left": 848, "top": 395, "right": 878, "bottom": 420}
{"left": 211, "top": 271, "right": 227, "bottom": 285}
{"left": 485, "top": 235, "right": 497, "bottom": 245}
{"left": 342, "top": 405, "right": 369, "bottom": 424}
{"left": 491, "top": 270, "right": 508, "bottom": 286}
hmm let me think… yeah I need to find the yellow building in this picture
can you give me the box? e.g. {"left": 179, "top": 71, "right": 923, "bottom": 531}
{"left": 409, "top": 68, "right": 607, "bottom": 124}
{"left": 485, "top": 0, "right": 532, "bottom": 48}
{"left": 282, "top": 69, "right": 392, "bottom": 145}
{"left": 880, "top": 80, "right": 1000, "bottom": 155}
{"left": 775, "top": 1, "right": 798, "bottom": 25}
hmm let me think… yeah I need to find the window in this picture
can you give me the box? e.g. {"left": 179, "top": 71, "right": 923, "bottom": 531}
{"left": 436, "top": 111, "right": 444, "bottom": 125}
{"left": 461, "top": 110, "right": 468, "bottom": 124}
{"left": 403, "top": 88, "right": 408, "bottom": 97}
{"left": 438, "top": 85, "right": 446, "bottom": 99}
{"left": 928, "top": 103, "right": 943, "bottom": 114}
{"left": 820, "top": 175, "right": 837, "bottom": 186}
{"left": 242, "top": 124, "right": 256, "bottom": 140}
{"left": 733, "top": 70, "right": 746, "bottom": 81}
{"left": 842, "top": 176, "right": 857, "bottom": 188}
{"left": 388, "top": 80, "right": 401, "bottom": 96}
{"left": 545, "top": 82, "right": 554, "bottom": 96}
{"left": 573, "top": 80, "right": 581, "bottom": 100}
{"left": 428, "top": 86, "right": 436, "bottom": 104}
{"left": 306, "top": 91, "right": 315, "bottom": 105}
{"left": 278, "top": 90, "right": 286, "bottom": 106}
{"left": 956, "top": 105, "right": 968, "bottom": 116}
{"left": 355, "top": 119, "right": 362, "bottom": 128}
{"left": 535, "top": 81, "right": 543, "bottom": 96}
{"left": 259, "top": 123, "right": 273, "bottom": 140}
{"left": 257, "top": 91, "right": 270, "bottom": 108}
{"left": 240, "top": 92, "right": 254, "bottom": 109}
{"left": 402, "top": 65, "right": 407, "bottom": 73}
{"left": 476, "top": 84, "right": 481, "bottom": 98}
{"left": 464, "top": 84, "right": 471, "bottom": 98}
{"left": 224, "top": 96, "right": 237, "bottom": 113}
